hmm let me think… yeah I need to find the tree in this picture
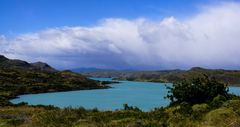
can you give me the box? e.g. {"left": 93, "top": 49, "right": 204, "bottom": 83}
{"left": 166, "top": 75, "right": 229, "bottom": 104}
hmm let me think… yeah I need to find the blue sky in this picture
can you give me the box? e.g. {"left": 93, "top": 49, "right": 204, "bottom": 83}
{"left": 1, "top": 0, "right": 240, "bottom": 70}
{"left": 0, "top": 0, "right": 219, "bottom": 35}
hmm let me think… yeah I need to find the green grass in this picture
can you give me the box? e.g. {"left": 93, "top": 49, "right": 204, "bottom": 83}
{"left": 1, "top": 96, "right": 240, "bottom": 127}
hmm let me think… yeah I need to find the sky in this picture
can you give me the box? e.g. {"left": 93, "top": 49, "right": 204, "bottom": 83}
{"left": 1, "top": 0, "right": 240, "bottom": 70}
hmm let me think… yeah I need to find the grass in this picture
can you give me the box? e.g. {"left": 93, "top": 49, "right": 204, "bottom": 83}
{"left": 1, "top": 96, "right": 240, "bottom": 127}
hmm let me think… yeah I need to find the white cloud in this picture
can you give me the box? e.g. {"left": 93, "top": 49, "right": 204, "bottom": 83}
{"left": 1, "top": 2, "right": 240, "bottom": 70}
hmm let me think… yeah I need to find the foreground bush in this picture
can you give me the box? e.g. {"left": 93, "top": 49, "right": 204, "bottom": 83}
{"left": 166, "top": 75, "right": 229, "bottom": 104}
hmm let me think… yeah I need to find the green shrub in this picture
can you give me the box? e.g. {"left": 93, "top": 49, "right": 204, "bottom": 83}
{"left": 222, "top": 100, "right": 240, "bottom": 111}
{"left": 192, "top": 103, "right": 209, "bottom": 113}
{"left": 204, "top": 107, "right": 240, "bottom": 127}
{"left": 123, "top": 104, "right": 142, "bottom": 112}
{"left": 192, "top": 103, "right": 210, "bottom": 120}
{"left": 31, "top": 109, "right": 79, "bottom": 127}
{"left": 210, "top": 95, "right": 227, "bottom": 108}
{"left": 166, "top": 75, "right": 228, "bottom": 104}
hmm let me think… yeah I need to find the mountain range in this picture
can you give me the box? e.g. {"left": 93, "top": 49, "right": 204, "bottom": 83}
{"left": 82, "top": 67, "right": 240, "bottom": 86}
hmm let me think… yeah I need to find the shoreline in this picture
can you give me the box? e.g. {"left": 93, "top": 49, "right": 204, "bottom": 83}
{"left": 3, "top": 80, "right": 120, "bottom": 107}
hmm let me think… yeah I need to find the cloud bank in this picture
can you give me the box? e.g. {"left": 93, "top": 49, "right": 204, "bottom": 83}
{"left": 1, "top": 2, "right": 240, "bottom": 70}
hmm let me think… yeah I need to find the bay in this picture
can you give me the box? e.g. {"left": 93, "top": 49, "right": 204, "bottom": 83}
{"left": 10, "top": 78, "right": 240, "bottom": 111}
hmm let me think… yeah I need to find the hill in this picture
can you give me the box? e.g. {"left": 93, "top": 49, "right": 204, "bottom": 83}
{"left": 82, "top": 67, "right": 240, "bottom": 85}
{"left": 0, "top": 55, "right": 111, "bottom": 106}
{"left": 71, "top": 67, "right": 112, "bottom": 73}
{"left": 0, "top": 55, "right": 57, "bottom": 72}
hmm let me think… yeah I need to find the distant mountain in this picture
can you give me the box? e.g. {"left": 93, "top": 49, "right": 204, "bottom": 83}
{"left": 82, "top": 69, "right": 184, "bottom": 81}
{"left": 71, "top": 67, "right": 112, "bottom": 73}
{"left": 166, "top": 67, "right": 240, "bottom": 85}
{"left": 82, "top": 70, "right": 127, "bottom": 78}
{"left": 82, "top": 67, "right": 240, "bottom": 86}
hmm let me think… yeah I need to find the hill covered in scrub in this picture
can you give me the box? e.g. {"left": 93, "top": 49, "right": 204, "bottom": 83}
{"left": 0, "top": 55, "right": 57, "bottom": 72}
{"left": 82, "top": 67, "right": 240, "bottom": 85}
{"left": 0, "top": 55, "right": 111, "bottom": 106}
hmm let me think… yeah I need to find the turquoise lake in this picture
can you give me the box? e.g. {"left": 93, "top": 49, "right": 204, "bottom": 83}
{"left": 10, "top": 78, "right": 240, "bottom": 111}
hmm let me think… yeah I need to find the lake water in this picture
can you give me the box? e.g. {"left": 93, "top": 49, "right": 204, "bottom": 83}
{"left": 10, "top": 78, "right": 240, "bottom": 111}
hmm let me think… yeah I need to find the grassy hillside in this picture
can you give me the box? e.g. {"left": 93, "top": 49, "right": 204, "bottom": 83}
{"left": 0, "top": 55, "right": 111, "bottom": 106}
{"left": 82, "top": 67, "right": 240, "bottom": 85}
{"left": 2, "top": 99, "right": 240, "bottom": 127}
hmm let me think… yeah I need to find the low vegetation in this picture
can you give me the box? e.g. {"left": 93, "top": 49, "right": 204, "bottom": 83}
{"left": 1, "top": 74, "right": 240, "bottom": 127}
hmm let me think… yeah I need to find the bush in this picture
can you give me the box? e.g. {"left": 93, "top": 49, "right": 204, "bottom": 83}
{"left": 166, "top": 75, "right": 229, "bottom": 104}
{"left": 210, "top": 95, "right": 227, "bottom": 108}
{"left": 192, "top": 103, "right": 209, "bottom": 113}
{"left": 192, "top": 103, "right": 210, "bottom": 120}
{"left": 222, "top": 100, "right": 240, "bottom": 111}
{"left": 31, "top": 109, "right": 79, "bottom": 127}
{"left": 123, "top": 104, "right": 142, "bottom": 112}
{"left": 204, "top": 107, "right": 240, "bottom": 127}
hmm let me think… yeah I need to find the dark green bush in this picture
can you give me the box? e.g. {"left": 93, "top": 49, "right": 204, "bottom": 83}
{"left": 166, "top": 75, "right": 229, "bottom": 104}
{"left": 123, "top": 104, "right": 142, "bottom": 112}
{"left": 210, "top": 95, "right": 227, "bottom": 108}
